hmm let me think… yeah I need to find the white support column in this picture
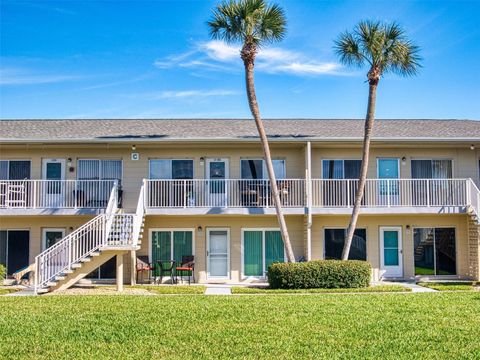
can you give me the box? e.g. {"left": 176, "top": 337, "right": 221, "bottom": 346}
{"left": 116, "top": 253, "right": 124, "bottom": 292}
{"left": 306, "top": 141, "right": 312, "bottom": 261}
{"left": 130, "top": 250, "right": 136, "bottom": 285}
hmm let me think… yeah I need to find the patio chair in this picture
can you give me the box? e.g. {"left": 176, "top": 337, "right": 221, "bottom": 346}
{"left": 175, "top": 255, "right": 195, "bottom": 285}
{"left": 136, "top": 256, "right": 153, "bottom": 284}
{"left": 155, "top": 260, "right": 176, "bottom": 285}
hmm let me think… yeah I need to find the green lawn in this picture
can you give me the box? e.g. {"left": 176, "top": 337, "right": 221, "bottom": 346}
{"left": 1, "top": 293, "right": 479, "bottom": 359}
{"left": 0, "top": 288, "right": 19, "bottom": 295}
{"left": 418, "top": 282, "right": 478, "bottom": 291}
{"left": 232, "top": 284, "right": 409, "bottom": 294}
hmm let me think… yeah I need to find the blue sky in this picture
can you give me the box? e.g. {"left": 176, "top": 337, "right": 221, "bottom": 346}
{"left": 1, "top": 0, "right": 479, "bottom": 119}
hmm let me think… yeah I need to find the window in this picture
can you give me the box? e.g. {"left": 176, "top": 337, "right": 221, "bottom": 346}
{"left": 324, "top": 228, "right": 367, "bottom": 260}
{"left": 411, "top": 159, "right": 452, "bottom": 179}
{"left": 0, "top": 230, "right": 29, "bottom": 276}
{"left": 0, "top": 160, "right": 31, "bottom": 180}
{"left": 241, "top": 159, "right": 285, "bottom": 179}
{"left": 77, "top": 159, "right": 122, "bottom": 182}
{"left": 414, "top": 227, "right": 456, "bottom": 275}
{"left": 151, "top": 230, "right": 194, "bottom": 275}
{"left": 149, "top": 160, "right": 194, "bottom": 179}
{"left": 42, "top": 228, "right": 65, "bottom": 250}
{"left": 322, "top": 160, "right": 361, "bottom": 179}
{"left": 243, "top": 229, "right": 284, "bottom": 277}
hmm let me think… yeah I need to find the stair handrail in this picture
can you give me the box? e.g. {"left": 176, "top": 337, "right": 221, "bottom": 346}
{"left": 132, "top": 183, "right": 145, "bottom": 247}
{"left": 34, "top": 182, "right": 119, "bottom": 293}
{"left": 467, "top": 178, "right": 480, "bottom": 218}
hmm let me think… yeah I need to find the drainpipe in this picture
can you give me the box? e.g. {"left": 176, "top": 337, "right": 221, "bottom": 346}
{"left": 306, "top": 141, "right": 313, "bottom": 261}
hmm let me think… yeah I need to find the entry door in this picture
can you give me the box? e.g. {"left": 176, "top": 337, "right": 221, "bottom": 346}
{"left": 42, "top": 228, "right": 65, "bottom": 250}
{"left": 42, "top": 159, "right": 66, "bottom": 207}
{"left": 206, "top": 158, "right": 229, "bottom": 207}
{"left": 377, "top": 158, "right": 400, "bottom": 206}
{"left": 207, "top": 229, "right": 230, "bottom": 279}
{"left": 380, "top": 227, "right": 403, "bottom": 278}
{"left": 0, "top": 230, "right": 29, "bottom": 275}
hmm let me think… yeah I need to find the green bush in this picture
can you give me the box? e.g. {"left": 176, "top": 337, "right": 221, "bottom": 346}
{"left": 0, "top": 264, "right": 5, "bottom": 281}
{"left": 268, "top": 260, "right": 371, "bottom": 289}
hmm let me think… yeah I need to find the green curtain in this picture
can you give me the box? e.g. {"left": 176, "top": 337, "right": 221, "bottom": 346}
{"left": 152, "top": 231, "right": 171, "bottom": 276}
{"left": 265, "top": 231, "right": 284, "bottom": 271}
{"left": 173, "top": 231, "right": 193, "bottom": 263}
{"left": 244, "top": 231, "right": 263, "bottom": 276}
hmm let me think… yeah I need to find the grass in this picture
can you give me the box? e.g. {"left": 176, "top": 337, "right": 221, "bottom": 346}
{"left": 418, "top": 282, "right": 478, "bottom": 291}
{"left": 129, "top": 285, "right": 206, "bottom": 294}
{"left": 0, "top": 288, "right": 19, "bottom": 295}
{"left": 1, "top": 293, "right": 479, "bottom": 359}
{"left": 231, "top": 284, "right": 410, "bottom": 294}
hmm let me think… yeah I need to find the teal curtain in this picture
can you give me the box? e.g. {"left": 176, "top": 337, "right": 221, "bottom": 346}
{"left": 152, "top": 231, "right": 171, "bottom": 276}
{"left": 244, "top": 231, "right": 263, "bottom": 276}
{"left": 265, "top": 231, "right": 284, "bottom": 271}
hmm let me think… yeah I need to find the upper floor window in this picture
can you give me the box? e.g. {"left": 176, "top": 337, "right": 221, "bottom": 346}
{"left": 0, "top": 160, "right": 31, "bottom": 180}
{"left": 77, "top": 159, "right": 122, "bottom": 182}
{"left": 322, "top": 160, "right": 361, "bottom": 179}
{"left": 411, "top": 159, "right": 452, "bottom": 179}
{"left": 149, "top": 159, "right": 193, "bottom": 179}
{"left": 240, "top": 159, "right": 285, "bottom": 180}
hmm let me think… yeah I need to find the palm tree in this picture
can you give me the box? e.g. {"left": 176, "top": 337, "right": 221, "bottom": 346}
{"left": 334, "top": 21, "right": 421, "bottom": 260}
{"left": 208, "top": 0, "right": 295, "bottom": 262}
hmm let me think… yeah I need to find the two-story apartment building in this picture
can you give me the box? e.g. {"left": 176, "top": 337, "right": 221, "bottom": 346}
{"left": 1, "top": 119, "right": 479, "bottom": 292}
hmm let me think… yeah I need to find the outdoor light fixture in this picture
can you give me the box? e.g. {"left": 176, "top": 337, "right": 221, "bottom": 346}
{"left": 406, "top": 225, "right": 411, "bottom": 234}
{"left": 69, "top": 227, "right": 74, "bottom": 232}
{"left": 401, "top": 156, "right": 407, "bottom": 165}
{"left": 67, "top": 158, "right": 74, "bottom": 172}
{"left": 470, "top": 144, "right": 475, "bottom": 150}
{"left": 197, "top": 226, "right": 203, "bottom": 232}
{"left": 131, "top": 144, "right": 136, "bottom": 151}
{"left": 200, "top": 157, "right": 205, "bottom": 166}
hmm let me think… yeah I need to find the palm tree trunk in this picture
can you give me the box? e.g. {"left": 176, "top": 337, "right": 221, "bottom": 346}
{"left": 243, "top": 60, "right": 296, "bottom": 263}
{"left": 342, "top": 83, "right": 378, "bottom": 260}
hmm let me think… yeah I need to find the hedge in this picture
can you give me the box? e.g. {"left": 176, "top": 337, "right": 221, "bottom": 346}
{"left": 267, "top": 260, "right": 371, "bottom": 289}
{"left": 0, "top": 264, "right": 5, "bottom": 282}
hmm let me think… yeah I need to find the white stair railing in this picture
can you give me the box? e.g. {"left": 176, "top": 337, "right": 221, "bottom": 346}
{"left": 467, "top": 179, "right": 480, "bottom": 219}
{"left": 131, "top": 183, "right": 145, "bottom": 247}
{"left": 34, "top": 182, "right": 119, "bottom": 293}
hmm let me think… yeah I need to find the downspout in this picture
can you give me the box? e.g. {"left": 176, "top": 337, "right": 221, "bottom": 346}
{"left": 306, "top": 141, "right": 312, "bottom": 261}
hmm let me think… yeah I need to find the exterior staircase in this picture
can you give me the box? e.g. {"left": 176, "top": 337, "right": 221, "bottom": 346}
{"left": 466, "top": 180, "right": 480, "bottom": 281}
{"left": 34, "top": 183, "right": 146, "bottom": 294}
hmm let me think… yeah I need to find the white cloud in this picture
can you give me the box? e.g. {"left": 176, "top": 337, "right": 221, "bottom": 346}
{"left": 0, "top": 68, "right": 81, "bottom": 85}
{"left": 125, "top": 89, "right": 239, "bottom": 101}
{"left": 153, "top": 40, "right": 345, "bottom": 77}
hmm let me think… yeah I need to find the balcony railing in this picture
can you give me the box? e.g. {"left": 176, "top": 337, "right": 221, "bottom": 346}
{"left": 0, "top": 180, "right": 117, "bottom": 209}
{"left": 145, "top": 178, "right": 472, "bottom": 210}
{"left": 145, "top": 179, "right": 306, "bottom": 208}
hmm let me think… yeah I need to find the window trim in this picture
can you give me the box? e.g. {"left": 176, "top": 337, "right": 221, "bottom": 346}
{"left": 240, "top": 158, "right": 287, "bottom": 179}
{"left": 410, "top": 158, "right": 454, "bottom": 179}
{"left": 148, "top": 158, "right": 195, "bottom": 179}
{"left": 323, "top": 227, "right": 368, "bottom": 261}
{"left": 0, "top": 160, "right": 32, "bottom": 180}
{"left": 411, "top": 226, "right": 457, "bottom": 277}
{"left": 41, "top": 228, "right": 66, "bottom": 251}
{"left": 148, "top": 228, "right": 196, "bottom": 264}
{"left": 241, "top": 228, "right": 286, "bottom": 279}
{"left": 321, "top": 159, "right": 361, "bottom": 179}
{"left": 76, "top": 159, "right": 123, "bottom": 181}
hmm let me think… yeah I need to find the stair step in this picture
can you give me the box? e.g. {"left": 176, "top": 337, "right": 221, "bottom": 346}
{"left": 55, "top": 276, "right": 66, "bottom": 281}
{"left": 80, "top": 258, "right": 92, "bottom": 263}
{"left": 71, "top": 263, "right": 82, "bottom": 269}
{"left": 63, "top": 269, "right": 74, "bottom": 274}
{"left": 36, "top": 288, "right": 49, "bottom": 294}
{"left": 91, "top": 252, "right": 101, "bottom": 257}
{"left": 46, "top": 281, "right": 57, "bottom": 287}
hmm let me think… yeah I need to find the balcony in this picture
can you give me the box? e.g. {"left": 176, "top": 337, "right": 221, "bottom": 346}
{"left": 0, "top": 180, "right": 117, "bottom": 215}
{"left": 145, "top": 178, "right": 475, "bottom": 215}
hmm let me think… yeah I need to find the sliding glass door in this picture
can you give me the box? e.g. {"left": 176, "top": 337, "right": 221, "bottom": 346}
{"left": 0, "top": 230, "right": 29, "bottom": 276}
{"left": 413, "top": 227, "right": 456, "bottom": 275}
{"left": 243, "top": 230, "right": 284, "bottom": 277}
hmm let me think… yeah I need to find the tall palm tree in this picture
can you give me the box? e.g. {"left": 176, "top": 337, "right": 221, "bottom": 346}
{"left": 208, "top": 0, "right": 295, "bottom": 262}
{"left": 334, "top": 21, "right": 421, "bottom": 260}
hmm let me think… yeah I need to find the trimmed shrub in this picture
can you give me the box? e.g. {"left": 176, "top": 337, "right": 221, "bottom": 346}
{"left": 0, "top": 264, "right": 5, "bottom": 282}
{"left": 268, "top": 260, "right": 371, "bottom": 289}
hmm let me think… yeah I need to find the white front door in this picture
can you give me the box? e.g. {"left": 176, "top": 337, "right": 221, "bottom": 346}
{"left": 42, "top": 159, "right": 66, "bottom": 207}
{"left": 206, "top": 158, "right": 229, "bottom": 207}
{"left": 207, "top": 228, "right": 230, "bottom": 279}
{"left": 377, "top": 158, "right": 400, "bottom": 206}
{"left": 380, "top": 227, "right": 403, "bottom": 278}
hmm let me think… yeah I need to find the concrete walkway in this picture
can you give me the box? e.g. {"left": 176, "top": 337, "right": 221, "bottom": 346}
{"left": 376, "top": 281, "right": 437, "bottom": 293}
{"left": 204, "top": 284, "right": 232, "bottom": 295}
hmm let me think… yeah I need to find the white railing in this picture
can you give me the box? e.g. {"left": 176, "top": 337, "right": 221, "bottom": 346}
{"left": 131, "top": 183, "right": 145, "bottom": 246}
{"left": 0, "top": 180, "right": 117, "bottom": 209}
{"left": 312, "top": 179, "right": 468, "bottom": 208}
{"left": 145, "top": 179, "right": 306, "bottom": 208}
{"left": 34, "top": 183, "right": 125, "bottom": 292}
{"left": 467, "top": 179, "right": 480, "bottom": 217}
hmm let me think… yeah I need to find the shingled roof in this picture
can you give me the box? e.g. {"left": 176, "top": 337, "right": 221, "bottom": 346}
{"left": 1, "top": 119, "right": 479, "bottom": 143}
